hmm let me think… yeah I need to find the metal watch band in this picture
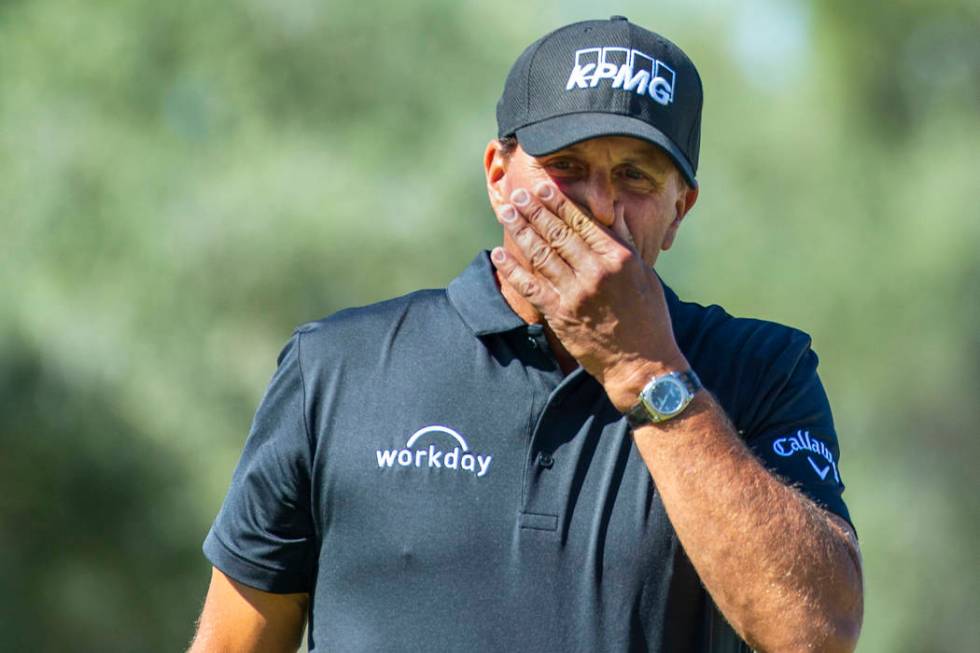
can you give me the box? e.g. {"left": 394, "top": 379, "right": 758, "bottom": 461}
{"left": 624, "top": 369, "right": 702, "bottom": 429}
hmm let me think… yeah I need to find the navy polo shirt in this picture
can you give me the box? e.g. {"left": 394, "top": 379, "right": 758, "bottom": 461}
{"left": 204, "top": 251, "right": 852, "bottom": 652}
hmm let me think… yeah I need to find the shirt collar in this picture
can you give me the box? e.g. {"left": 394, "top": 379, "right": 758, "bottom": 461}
{"left": 448, "top": 250, "right": 692, "bottom": 340}
{"left": 448, "top": 251, "right": 527, "bottom": 336}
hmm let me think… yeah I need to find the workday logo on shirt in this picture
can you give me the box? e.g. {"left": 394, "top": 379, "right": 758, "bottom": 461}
{"left": 376, "top": 425, "right": 492, "bottom": 478}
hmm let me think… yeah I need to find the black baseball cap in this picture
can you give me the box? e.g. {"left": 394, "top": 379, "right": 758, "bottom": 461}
{"left": 496, "top": 16, "right": 703, "bottom": 187}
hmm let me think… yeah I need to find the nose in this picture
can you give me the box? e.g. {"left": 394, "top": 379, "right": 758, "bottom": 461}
{"left": 578, "top": 173, "right": 617, "bottom": 227}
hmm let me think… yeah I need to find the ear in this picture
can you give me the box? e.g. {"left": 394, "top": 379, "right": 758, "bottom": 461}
{"left": 661, "top": 182, "right": 699, "bottom": 251}
{"left": 484, "top": 139, "right": 508, "bottom": 205}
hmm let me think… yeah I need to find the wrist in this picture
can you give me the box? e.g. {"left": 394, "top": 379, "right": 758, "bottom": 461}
{"left": 604, "top": 352, "right": 690, "bottom": 413}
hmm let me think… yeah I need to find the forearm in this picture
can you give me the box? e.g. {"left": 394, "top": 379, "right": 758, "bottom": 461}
{"left": 188, "top": 568, "right": 308, "bottom": 653}
{"left": 629, "top": 391, "right": 863, "bottom": 653}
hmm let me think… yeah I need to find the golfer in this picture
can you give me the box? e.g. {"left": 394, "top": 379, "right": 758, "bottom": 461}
{"left": 190, "top": 16, "right": 863, "bottom": 653}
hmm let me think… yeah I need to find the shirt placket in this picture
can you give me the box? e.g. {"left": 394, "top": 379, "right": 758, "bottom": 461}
{"left": 516, "top": 324, "right": 587, "bottom": 534}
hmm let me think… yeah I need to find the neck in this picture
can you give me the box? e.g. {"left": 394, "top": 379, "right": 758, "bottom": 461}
{"left": 494, "top": 269, "right": 579, "bottom": 375}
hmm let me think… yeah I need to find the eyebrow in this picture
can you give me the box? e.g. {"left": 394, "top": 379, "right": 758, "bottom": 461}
{"left": 556, "top": 144, "right": 671, "bottom": 173}
{"left": 623, "top": 155, "right": 670, "bottom": 173}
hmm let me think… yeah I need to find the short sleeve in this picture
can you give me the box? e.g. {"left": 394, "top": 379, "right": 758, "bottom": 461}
{"left": 203, "top": 334, "right": 316, "bottom": 593}
{"left": 745, "top": 344, "right": 854, "bottom": 532}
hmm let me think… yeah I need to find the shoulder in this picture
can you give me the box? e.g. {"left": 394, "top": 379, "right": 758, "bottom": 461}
{"left": 283, "top": 287, "right": 473, "bottom": 382}
{"left": 293, "top": 288, "right": 452, "bottom": 350}
{"left": 668, "top": 289, "right": 815, "bottom": 373}
{"left": 666, "top": 286, "right": 824, "bottom": 432}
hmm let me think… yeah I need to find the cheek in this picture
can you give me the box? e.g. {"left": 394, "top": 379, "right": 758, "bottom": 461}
{"left": 624, "top": 201, "right": 673, "bottom": 251}
{"left": 624, "top": 201, "right": 665, "bottom": 233}
{"left": 550, "top": 178, "right": 575, "bottom": 196}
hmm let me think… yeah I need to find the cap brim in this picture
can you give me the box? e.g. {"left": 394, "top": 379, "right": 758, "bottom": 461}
{"left": 514, "top": 113, "right": 697, "bottom": 187}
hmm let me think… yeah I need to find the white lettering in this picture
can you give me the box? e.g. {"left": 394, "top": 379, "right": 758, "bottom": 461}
{"left": 649, "top": 77, "right": 672, "bottom": 105}
{"left": 589, "top": 62, "right": 619, "bottom": 87}
{"left": 377, "top": 426, "right": 493, "bottom": 478}
{"left": 477, "top": 455, "right": 492, "bottom": 477}
{"left": 444, "top": 448, "right": 459, "bottom": 469}
{"left": 567, "top": 47, "right": 676, "bottom": 106}
{"left": 566, "top": 63, "right": 596, "bottom": 90}
{"left": 613, "top": 65, "right": 650, "bottom": 94}
{"left": 427, "top": 445, "right": 442, "bottom": 468}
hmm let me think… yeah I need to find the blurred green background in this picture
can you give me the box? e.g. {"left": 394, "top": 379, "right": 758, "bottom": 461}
{"left": 2, "top": 0, "right": 977, "bottom": 651}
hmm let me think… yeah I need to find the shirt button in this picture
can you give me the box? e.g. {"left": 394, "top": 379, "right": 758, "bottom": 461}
{"left": 527, "top": 337, "right": 539, "bottom": 350}
{"left": 537, "top": 453, "right": 555, "bottom": 468}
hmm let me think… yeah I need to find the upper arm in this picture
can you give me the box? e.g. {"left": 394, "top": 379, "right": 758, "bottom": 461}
{"left": 194, "top": 335, "right": 316, "bottom": 651}
{"left": 742, "top": 338, "right": 855, "bottom": 531}
{"left": 188, "top": 567, "right": 309, "bottom": 653}
{"left": 203, "top": 334, "right": 316, "bottom": 593}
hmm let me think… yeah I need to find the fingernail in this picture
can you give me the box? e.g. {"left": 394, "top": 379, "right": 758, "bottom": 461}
{"left": 534, "top": 183, "right": 555, "bottom": 200}
{"left": 491, "top": 247, "right": 507, "bottom": 264}
{"left": 510, "top": 188, "right": 530, "bottom": 206}
{"left": 499, "top": 204, "right": 517, "bottom": 222}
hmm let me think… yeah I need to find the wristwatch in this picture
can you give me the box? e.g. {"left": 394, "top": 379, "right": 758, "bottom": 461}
{"left": 624, "top": 369, "right": 702, "bottom": 428}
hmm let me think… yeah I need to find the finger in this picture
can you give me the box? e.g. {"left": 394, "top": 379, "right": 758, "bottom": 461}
{"left": 532, "top": 182, "right": 624, "bottom": 259}
{"left": 509, "top": 187, "right": 596, "bottom": 277}
{"left": 495, "top": 201, "right": 574, "bottom": 289}
{"left": 490, "top": 246, "right": 559, "bottom": 313}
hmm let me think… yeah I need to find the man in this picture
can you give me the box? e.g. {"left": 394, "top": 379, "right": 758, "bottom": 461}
{"left": 190, "top": 17, "right": 863, "bottom": 653}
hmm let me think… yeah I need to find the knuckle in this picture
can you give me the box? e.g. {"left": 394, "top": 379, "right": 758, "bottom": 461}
{"left": 529, "top": 242, "right": 554, "bottom": 269}
{"left": 594, "top": 263, "right": 616, "bottom": 284}
{"left": 553, "top": 195, "right": 570, "bottom": 219}
{"left": 578, "top": 278, "right": 599, "bottom": 298}
{"left": 603, "top": 261, "right": 623, "bottom": 278}
{"left": 546, "top": 222, "right": 571, "bottom": 247}
{"left": 525, "top": 203, "right": 546, "bottom": 224}
{"left": 518, "top": 277, "right": 539, "bottom": 297}
{"left": 607, "top": 247, "right": 631, "bottom": 272}
{"left": 514, "top": 223, "right": 535, "bottom": 243}
{"left": 570, "top": 211, "right": 592, "bottom": 233}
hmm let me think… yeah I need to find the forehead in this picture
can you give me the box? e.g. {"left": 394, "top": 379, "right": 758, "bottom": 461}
{"left": 542, "top": 136, "right": 673, "bottom": 171}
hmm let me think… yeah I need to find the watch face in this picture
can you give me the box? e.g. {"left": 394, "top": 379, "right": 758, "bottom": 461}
{"left": 648, "top": 377, "right": 687, "bottom": 415}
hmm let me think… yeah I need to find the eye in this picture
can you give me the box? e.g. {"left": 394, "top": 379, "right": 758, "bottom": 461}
{"left": 618, "top": 166, "right": 649, "bottom": 181}
{"left": 544, "top": 158, "right": 584, "bottom": 176}
{"left": 616, "top": 165, "right": 662, "bottom": 193}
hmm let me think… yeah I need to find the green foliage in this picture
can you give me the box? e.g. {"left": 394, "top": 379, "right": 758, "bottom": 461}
{"left": 1, "top": 1, "right": 977, "bottom": 650}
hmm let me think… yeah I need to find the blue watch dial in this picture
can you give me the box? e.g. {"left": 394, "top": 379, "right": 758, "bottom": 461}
{"left": 650, "top": 378, "right": 686, "bottom": 414}
{"left": 627, "top": 370, "right": 701, "bottom": 427}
